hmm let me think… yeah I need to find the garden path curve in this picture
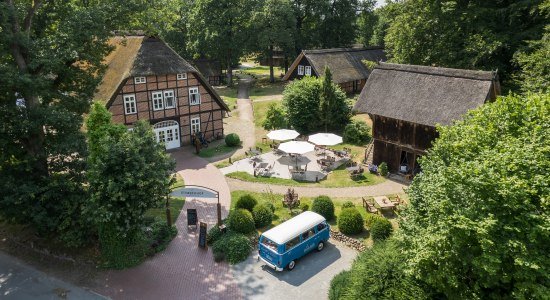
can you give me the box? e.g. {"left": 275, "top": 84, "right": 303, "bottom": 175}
{"left": 226, "top": 177, "right": 408, "bottom": 198}
{"left": 94, "top": 149, "right": 241, "bottom": 300}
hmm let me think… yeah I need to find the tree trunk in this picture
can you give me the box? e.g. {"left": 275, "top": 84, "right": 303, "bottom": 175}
{"left": 226, "top": 56, "right": 233, "bottom": 87}
{"left": 269, "top": 45, "right": 275, "bottom": 83}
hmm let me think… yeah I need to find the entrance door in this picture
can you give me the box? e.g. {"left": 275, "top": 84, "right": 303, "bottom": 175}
{"left": 153, "top": 120, "right": 180, "bottom": 150}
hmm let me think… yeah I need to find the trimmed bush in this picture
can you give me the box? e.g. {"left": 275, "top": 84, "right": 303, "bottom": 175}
{"left": 338, "top": 208, "right": 364, "bottom": 235}
{"left": 342, "top": 201, "right": 355, "bottom": 209}
{"left": 300, "top": 202, "right": 309, "bottom": 212}
{"left": 364, "top": 214, "right": 385, "bottom": 229}
{"left": 225, "top": 133, "right": 241, "bottom": 147}
{"left": 235, "top": 194, "right": 258, "bottom": 212}
{"left": 207, "top": 224, "right": 224, "bottom": 245}
{"left": 311, "top": 195, "right": 335, "bottom": 220}
{"left": 264, "top": 201, "right": 276, "bottom": 213}
{"left": 329, "top": 270, "right": 352, "bottom": 300}
{"left": 343, "top": 120, "right": 372, "bottom": 145}
{"left": 212, "top": 232, "right": 251, "bottom": 264}
{"left": 148, "top": 221, "right": 177, "bottom": 254}
{"left": 371, "top": 218, "right": 393, "bottom": 241}
{"left": 379, "top": 162, "right": 389, "bottom": 176}
{"left": 227, "top": 209, "right": 255, "bottom": 234}
{"left": 253, "top": 203, "right": 273, "bottom": 228}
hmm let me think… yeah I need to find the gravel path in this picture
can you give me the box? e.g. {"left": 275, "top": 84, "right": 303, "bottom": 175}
{"left": 226, "top": 177, "right": 408, "bottom": 197}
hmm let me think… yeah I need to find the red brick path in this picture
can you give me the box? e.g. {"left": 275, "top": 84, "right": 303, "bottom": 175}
{"left": 95, "top": 148, "right": 241, "bottom": 300}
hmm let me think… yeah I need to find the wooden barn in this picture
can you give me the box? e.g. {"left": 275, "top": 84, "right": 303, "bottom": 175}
{"left": 354, "top": 63, "right": 500, "bottom": 174}
{"left": 282, "top": 47, "right": 386, "bottom": 93}
{"left": 192, "top": 58, "right": 224, "bottom": 86}
{"left": 95, "top": 36, "right": 229, "bottom": 150}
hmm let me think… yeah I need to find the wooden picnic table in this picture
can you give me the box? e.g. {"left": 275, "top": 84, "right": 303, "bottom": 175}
{"left": 373, "top": 196, "right": 394, "bottom": 209}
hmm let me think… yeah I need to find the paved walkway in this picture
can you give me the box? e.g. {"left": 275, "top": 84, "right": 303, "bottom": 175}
{"left": 0, "top": 252, "right": 105, "bottom": 300}
{"left": 95, "top": 149, "right": 241, "bottom": 300}
{"left": 226, "top": 177, "right": 407, "bottom": 198}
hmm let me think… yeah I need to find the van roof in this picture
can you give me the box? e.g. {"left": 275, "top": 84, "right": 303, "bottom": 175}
{"left": 262, "top": 211, "right": 326, "bottom": 244}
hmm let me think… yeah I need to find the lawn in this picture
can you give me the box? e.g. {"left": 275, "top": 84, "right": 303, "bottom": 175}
{"left": 145, "top": 173, "right": 186, "bottom": 225}
{"left": 240, "top": 65, "right": 285, "bottom": 80}
{"left": 214, "top": 85, "right": 238, "bottom": 110}
{"left": 198, "top": 143, "right": 240, "bottom": 158}
{"left": 249, "top": 80, "right": 286, "bottom": 100}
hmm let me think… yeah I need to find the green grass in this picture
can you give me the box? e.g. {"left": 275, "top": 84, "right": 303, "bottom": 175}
{"left": 214, "top": 86, "right": 238, "bottom": 109}
{"left": 145, "top": 174, "right": 186, "bottom": 225}
{"left": 198, "top": 144, "right": 240, "bottom": 158}
{"left": 240, "top": 65, "right": 285, "bottom": 79}
{"left": 250, "top": 81, "right": 286, "bottom": 100}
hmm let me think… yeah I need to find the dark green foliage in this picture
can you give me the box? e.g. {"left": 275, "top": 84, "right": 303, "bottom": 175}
{"left": 225, "top": 133, "right": 241, "bottom": 147}
{"left": 311, "top": 196, "right": 335, "bottom": 220}
{"left": 207, "top": 224, "right": 224, "bottom": 245}
{"left": 262, "top": 103, "right": 288, "bottom": 130}
{"left": 329, "top": 270, "right": 352, "bottom": 300}
{"left": 319, "top": 67, "right": 352, "bottom": 132}
{"left": 235, "top": 194, "right": 258, "bottom": 212}
{"left": 300, "top": 202, "right": 310, "bottom": 212}
{"left": 148, "top": 220, "right": 177, "bottom": 254}
{"left": 335, "top": 240, "right": 430, "bottom": 299}
{"left": 378, "top": 162, "right": 388, "bottom": 176}
{"left": 364, "top": 213, "right": 384, "bottom": 229}
{"left": 343, "top": 120, "right": 372, "bottom": 145}
{"left": 228, "top": 209, "right": 256, "bottom": 234}
{"left": 357, "top": 0, "right": 377, "bottom": 47}
{"left": 264, "top": 201, "right": 276, "bottom": 213}
{"left": 212, "top": 232, "right": 252, "bottom": 264}
{"left": 341, "top": 201, "right": 355, "bottom": 209}
{"left": 370, "top": 218, "right": 392, "bottom": 241}
{"left": 253, "top": 203, "right": 274, "bottom": 228}
{"left": 99, "top": 224, "right": 147, "bottom": 269}
{"left": 317, "top": 0, "right": 359, "bottom": 48}
{"left": 338, "top": 208, "right": 364, "bottom": 235}
{"left": 401, "top": 93, "right": 550, "bottom": 298}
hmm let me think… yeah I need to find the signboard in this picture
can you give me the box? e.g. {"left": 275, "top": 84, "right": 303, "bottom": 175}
{"left": 171, "top": 187, "right": 218, "bottom": 199}
{"left": 198, "top": 222, "right": 208, "bottom": 249}
{"left": 187, "top": 209, "right": 198, "bottom": 226}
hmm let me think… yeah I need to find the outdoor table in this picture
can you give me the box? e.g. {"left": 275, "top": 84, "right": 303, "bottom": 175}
{"left": 256, "top": 162, "right": 269, "bottom": 176}
{"left": 374, "top": 196, "right": 395, "bottom": 209}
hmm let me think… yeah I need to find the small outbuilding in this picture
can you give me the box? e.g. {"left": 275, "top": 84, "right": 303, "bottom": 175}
{"left": 354, "top": 63, "right": 500, "bottom": 174}
{"left": 282, "top": 47, "right": 386, "bottom": 93}
{"left": 192, "top": 59, "right": 224, "bottom": 86}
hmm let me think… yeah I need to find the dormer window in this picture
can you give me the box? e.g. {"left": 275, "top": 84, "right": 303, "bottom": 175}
{"left": 177, "top": 73, "right": 187, "bottom": 80}
{"left": 134, "top": 77, "right": 146, "bottom": 84}
{"left": 298, "top": 65, "right": 304, "bottom": 75}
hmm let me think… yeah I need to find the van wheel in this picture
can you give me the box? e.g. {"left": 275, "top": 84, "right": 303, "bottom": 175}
{"left": 317, "top": 241, "right": 325, "bottom": 252}
{"left": 287, "top": 260, "right": 296, "bottom": 271}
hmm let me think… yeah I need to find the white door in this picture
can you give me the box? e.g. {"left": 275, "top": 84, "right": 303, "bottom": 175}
{"left": 153, "top": 120, "right": 180, "bottom": 150}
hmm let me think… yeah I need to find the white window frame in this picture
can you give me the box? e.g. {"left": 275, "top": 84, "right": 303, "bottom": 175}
{"left": 134, "top": 77, "right": 146, "bottom": 84}
{"left": 190, "top": 117, "right": 201, "bottom": 133}
{"left": 177, "top": 73, "right": 187, "bottom": 80}
{"left": 164, "top": 90, "right": 175, "bottom": 108}
{"left": 189, "top": 87, "right": 201, "bottom": 105}
{"left": 297, "top": 65, "right": 304, "bottom": 75}
{"left": 123, "top": 94, "right": 137, "bottom": 115}
{"left": 305, "top": 66, "right": 312, "bottom": 76}
{"left": 152, "top": 91, "right": 164, "bottom": 111}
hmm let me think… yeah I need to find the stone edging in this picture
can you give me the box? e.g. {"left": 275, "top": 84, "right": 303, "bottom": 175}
{"left": 330, "top": 229, "right": 366, "bottom": 252}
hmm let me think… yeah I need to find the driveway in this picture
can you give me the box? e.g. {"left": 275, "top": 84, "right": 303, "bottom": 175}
{"left": 231, "top": 240, "right": 357, "bottom": 300}
{"left": 0, "top": 252, "right": 105, "bottom": 300}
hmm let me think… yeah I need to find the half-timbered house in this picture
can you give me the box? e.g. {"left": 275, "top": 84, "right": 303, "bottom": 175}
{"left": 95, "top": 36, "right": 229, "bottom": 150}
{"left": 282, "top": 47, "right": 386, "bottom": 93}
{"left": 354, "top": 63, "right": 500, "bottom": 174}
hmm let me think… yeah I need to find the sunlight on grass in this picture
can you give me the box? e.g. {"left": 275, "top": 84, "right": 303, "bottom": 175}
{"left": 198, "top": 144, "right": 240, "bottom": 158}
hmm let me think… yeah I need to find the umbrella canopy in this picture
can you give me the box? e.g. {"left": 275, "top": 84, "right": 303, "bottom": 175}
{"left": 308, "top": 133, "right": 343, "bottom": 146}
{"left": 278, "top": 141, "right": 315, "bottom": 155}
{"left": 267, "top": 129, "right": 300, "bottom": 141}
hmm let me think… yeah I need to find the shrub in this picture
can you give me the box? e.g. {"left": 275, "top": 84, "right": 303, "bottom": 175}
{"left": 342, "top": 201, "right": 355, "bottom": 209}
{"left": 148, "top": 220, "right": 177, "bottom": 254}
{"left": 262, "top": 103, "right": 287, "bottom": 130}
{"left": 343, "top": 120, "right": 372, "bottom": 145}
{"left": 338, "top": 208, "right": 364, "bottom": 235}
{"left": 225, "top": 133, "right": 241, "bottom": 147}
{"left": 252, "top": 203, "right": 273, "bottom": 228}
{"left": 311, "top": 195, "right": 335, "bottom": 220}
{"left": 212, "top": 232, "right": 251, "bottom": 264}
{"left": 329, "top": 270, "right": 352, "bottom": 300}
{"left": 300, "top": 202, "right": 309, "bottom": 212}
{"left": 371, "top": 218, "right": 393, "bottom": 241}
{"left": 227, "top": 209, "right": 255, "bottom": 234}
{"left": 207, "top": 224, "right": 224, "bottom": 245}
{"left": 264, "top": 201, "right": 276, "bottom": 213}
{"left": 379, "top": 162, "right": 389, "bottom": 176}
{"left": 364, "top": 213, "right": 385, "bottom": 229}
{"left": 235, "top": 194, "right": 258, "bottom": 212}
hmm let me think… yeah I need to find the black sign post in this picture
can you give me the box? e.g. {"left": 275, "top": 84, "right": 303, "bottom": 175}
{"left": 198, "top": 222, "right": 207, "bottom": 249}
{"left": 187, "top": 209, "right": 198, "bottom": 227}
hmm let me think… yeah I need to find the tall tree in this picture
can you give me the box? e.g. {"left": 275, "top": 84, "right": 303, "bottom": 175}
{"left": 318, "top": 0, "right": 359, "bottom": 48}
{"left": 251, "top": 0, "right": 296, "bottom": 83}
{"left": 291, "top": 0, "right": 328, "bottom": 54}
{"left": 357, "top": 0, "right": 378, "bottom": 47}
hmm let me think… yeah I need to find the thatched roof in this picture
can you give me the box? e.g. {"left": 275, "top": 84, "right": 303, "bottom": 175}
{"left": 192, "top": 59, "right": 222, "bottom": 78}
{"left": 283, "top": 47, "right": 386, "bottom": 83}
{"left": 354, "top": 63, "right": 499, "bottom": 127}
{"left": 95, "top": 36, "right": 228, "bottom": 111}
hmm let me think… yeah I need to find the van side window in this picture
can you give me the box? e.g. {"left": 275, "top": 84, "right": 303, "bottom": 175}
{"left": 317, "top": 222, "right": 326, "bottom": 232}
{"left": 301, "top": 228, "right": 315, "bottom": 241}
{"left": 285, "top": 236, "right": 301, "bottom": 252}
{"left": 262, "top": 237, "right": 278, "bottom": 252}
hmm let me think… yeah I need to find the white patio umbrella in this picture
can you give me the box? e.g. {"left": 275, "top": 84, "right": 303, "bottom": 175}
{"left": 308, "top": 133, "right": 343, "bottom": 146}
{"left": 267, "top": 129, "right": 300, "bottom": 141}
{"left": 278, "top": 141, "right": 315, "bottom": 155}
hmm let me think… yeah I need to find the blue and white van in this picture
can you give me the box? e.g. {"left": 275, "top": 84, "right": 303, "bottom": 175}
{"left": 258, "top": 211, "right": 330, "bottom": 271}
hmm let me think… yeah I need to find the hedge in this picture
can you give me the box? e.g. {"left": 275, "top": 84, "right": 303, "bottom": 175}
{"left": 235, "top": 194, "right": 258, "bottom": 212}
{"left": 228, "top": 209, "right": 255, "bottom": 234}
{"left": 212, "top": 232, "right": 251, "bottom": 264}
{"left": 371, "top": 217, "right": 393, "bottom": 241}
{"left": 253, "top": 203, "right": 273, "bottom": 228}
{"left": 311, "top": 195, "right": 335, "bottom": 220}
{"left": 225, "top": 133, "right": 241, "bottom": 147}
{"left": 338, "top": 208, "right": 364, "bottom": 235}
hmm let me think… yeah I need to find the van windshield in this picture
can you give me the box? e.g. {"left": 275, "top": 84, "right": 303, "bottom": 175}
{"left": 261, "top": 237, "right": 278, "bottom": 252}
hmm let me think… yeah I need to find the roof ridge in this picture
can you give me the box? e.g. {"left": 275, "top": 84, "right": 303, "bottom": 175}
{"left": 304, "top": 46, "right": 384, "bottom": 54}
{"left": 377, "top": 63, "right": 496, "bottom": 81}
